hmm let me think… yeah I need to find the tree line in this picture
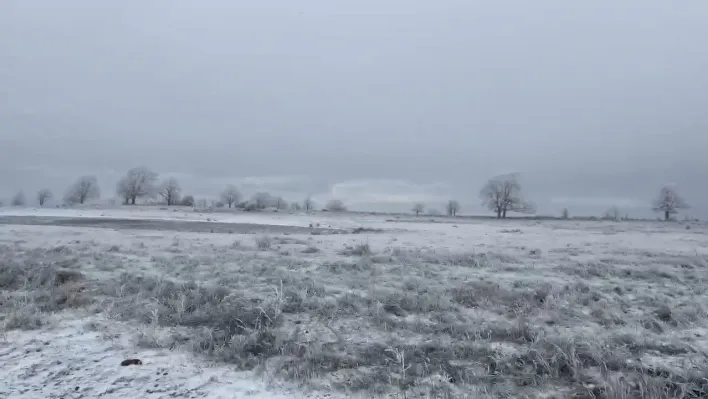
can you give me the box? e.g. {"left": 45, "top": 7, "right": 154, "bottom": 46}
{"left": 2, "top": 166, "right": 347, "bottom": 213}
{"left": 410, "top": 173, "right": 536, "bottom": 218}
{"left": 414, "top": 172, "right": 689, "bottom": 221}
{"left": 2, "top": 168, "right": 691, "bottom": 221}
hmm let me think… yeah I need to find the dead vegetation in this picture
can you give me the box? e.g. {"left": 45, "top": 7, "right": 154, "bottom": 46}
{"left": 0, "top": 245, "right": 91, "bottom": 330}
{"left": 2, "top": 222, "right": 708, "bottom": 398}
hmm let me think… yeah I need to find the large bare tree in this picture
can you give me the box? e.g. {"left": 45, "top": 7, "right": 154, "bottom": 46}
{"left": 116, "top": 167, "right": 158, "bottom": 205}
{"left": 65, "top": 176, "right": 100, "bottom": 205}
{"left": 303, "top": 197, "right": 314, "bottom": 211}
{"left": 220, "top": 185, "right": 242, "bottom": 208}
{"left": 412, "top": 202, "right": 425, "bottom": 216}
{"left": 446, "top": 200, "right": 460, "bottom": 216}
{"left": 480, "top": 173, "right": 535, "bottom": 218}
{"left": 158, "top": 178, "right": 181, "bottom": 206}
{"left": 37, "top": 189, "right": 52, "bottom": 206}
{"left": 652, "top": 186, "right": 689, "bottom": 221}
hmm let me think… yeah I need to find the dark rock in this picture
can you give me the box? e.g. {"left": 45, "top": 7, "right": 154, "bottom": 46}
{"left": 120, "top": 358, "right": 143, "bottom": 366}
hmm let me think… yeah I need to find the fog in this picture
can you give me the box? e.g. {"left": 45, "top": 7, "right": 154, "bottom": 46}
{"left": 2, "top": 0, "right": 707, "bottom": 217}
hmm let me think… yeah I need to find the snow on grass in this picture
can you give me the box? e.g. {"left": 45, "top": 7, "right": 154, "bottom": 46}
{"left": 0, "top": 313, "right": 337, "bottom": 399}
{"left": 2, "top": 213, "right": 708, "bottom": 398}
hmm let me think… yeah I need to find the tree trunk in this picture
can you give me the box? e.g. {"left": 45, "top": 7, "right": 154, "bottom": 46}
{"left": 496, "top": 208, "right": 502, "bottom": 219}
{"left": 665, "top": 210, "right": 669, "bottom": 221}
{"left": 502, "top": 208, "right": 507, "bottom": 219}
{"left": 130, "top": 197, "right": 136, "bottom": 205}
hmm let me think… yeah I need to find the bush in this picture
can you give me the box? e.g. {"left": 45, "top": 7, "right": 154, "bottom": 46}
{"left": 255, "top": 235, "right": 272, "bottom": 250}
{"left": 326, "top": 199, "right": 347, "bottom": 212}
{"left": 180, "top": 195, "right": 195, "bottom": 207}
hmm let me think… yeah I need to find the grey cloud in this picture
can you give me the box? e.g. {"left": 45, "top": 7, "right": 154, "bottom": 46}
{"left": 1, "top": 0, "right": 707, "bottom": 218}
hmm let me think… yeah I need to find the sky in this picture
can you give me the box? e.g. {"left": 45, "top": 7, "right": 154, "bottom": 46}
{"left": 1, "top": 0, "right": 707, "bottom": 217}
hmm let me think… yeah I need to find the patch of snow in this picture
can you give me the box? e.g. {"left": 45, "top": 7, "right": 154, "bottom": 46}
{"left": 0, "top": 314, "right": 341, "bottom": 399}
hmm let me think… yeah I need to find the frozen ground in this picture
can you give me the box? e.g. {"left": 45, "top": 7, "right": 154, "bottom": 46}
{"left": 0, "top": 206, "right": 384, "bottom": 229}
{"left": 1, "top": 207, "right": 708, "bottom": 398}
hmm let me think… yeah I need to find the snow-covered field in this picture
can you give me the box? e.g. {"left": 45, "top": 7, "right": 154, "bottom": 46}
{"left": 1, "top": 207, "right": 708, "bottom": 398}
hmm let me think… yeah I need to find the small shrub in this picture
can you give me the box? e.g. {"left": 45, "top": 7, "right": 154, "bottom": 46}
{"left": 1, "top": 307, "right": 45, "bottom": 330}
{"left": 340, "top": 242, "right": 372, "bottom": 256}
{"left": 351, "top": 227, "right": 384, "bottom": 234}
{"left": 302, "top": 246, "right": 320, "bottom": 254}
{"left": 499, "top": 228, "right": 522, "bottom": 234}
{"left": 255, "top": 235, "right": 272, "bottom": 250}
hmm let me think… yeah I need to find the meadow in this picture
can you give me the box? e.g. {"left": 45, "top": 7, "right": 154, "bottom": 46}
{"left": 1, "top": 207, "right": 707, "bottom": 398}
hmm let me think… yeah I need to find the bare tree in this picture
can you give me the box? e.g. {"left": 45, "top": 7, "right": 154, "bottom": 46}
{"left": 11, "top": 191, "right": 26, "bottom": 206}
{"left": 274, "top": 196, "right": 288, "bottom": 210}
{"left": 652, "top": 186, "right": 689, "bottom": 221}
{"left": 480, "top": 173, "right": 535, "bottom": 218}
{"left": 603, "top": 206, "right": 620, "bottom": 221}
{"left": 303, "top": 197, "right": 314, "bottom": 211}
{"left": 446, "top": 200, "right": 460, "bottom": 217}
{"left": 37, "top": 189, "right": 52, "bottom": 206}
{"left": 290, "top": 201, "right": 302, "bottom": 211}
{"left": 561, "top": 208, "right": 570, "bottom": 219}
{"left": 158, "top": 178, "right": 181, "bottom": 206}
{"left": 412, "top": 203, "right": 425, "bottom": 216}
{"left": 116, "top": 167, "right": 158, "bottom": 205}
{"left": 326, "top": 199, "right": 347, "bottom": 212}
{"left": 220, "top": 185, "right": 242, "bottom": 208}
{"left": 251, "top": 192, "right": 273, "bottom": 209}
{"left": 65, "top": 176, "right": 100, "bottom": 205}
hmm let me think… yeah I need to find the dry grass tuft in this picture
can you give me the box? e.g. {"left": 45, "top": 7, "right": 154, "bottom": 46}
{"left": 255, "top": 235, "right": 273, "bottom": 250}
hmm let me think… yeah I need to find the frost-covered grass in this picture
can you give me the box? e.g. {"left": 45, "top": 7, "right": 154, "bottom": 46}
{"left": 2, "top": 215, "right": 708, "bottom": 398}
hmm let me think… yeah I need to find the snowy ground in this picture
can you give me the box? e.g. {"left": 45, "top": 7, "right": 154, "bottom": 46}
{"left": 1, "top": 207, "right": 708, "bottom": 398}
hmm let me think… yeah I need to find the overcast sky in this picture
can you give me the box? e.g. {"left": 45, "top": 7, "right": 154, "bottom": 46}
{"left": 1, "top": 0, "right": 707, "bottom": 217}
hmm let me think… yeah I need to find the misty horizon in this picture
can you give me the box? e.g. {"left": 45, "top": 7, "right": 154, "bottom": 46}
{"left": 2, "top": 1, "right": 707, "bottom": 219}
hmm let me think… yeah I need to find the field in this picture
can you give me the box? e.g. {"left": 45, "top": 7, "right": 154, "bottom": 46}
{"left": 1, "top": 207, "right": 708, "bottom": 398}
